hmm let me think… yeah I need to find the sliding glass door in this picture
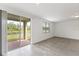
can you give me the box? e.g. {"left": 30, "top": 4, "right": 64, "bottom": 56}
{"left": 7, "top": 19, "right": 31, "bottom": 51}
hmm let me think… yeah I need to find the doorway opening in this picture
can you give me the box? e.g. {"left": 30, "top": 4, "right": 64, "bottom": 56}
{"left": 7, "top": 19, "right": 31, "bottom": 51}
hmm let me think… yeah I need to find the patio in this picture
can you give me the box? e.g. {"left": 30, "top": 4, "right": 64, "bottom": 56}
{"left": 8, "top": 39, "right": 31, "bottom": 51}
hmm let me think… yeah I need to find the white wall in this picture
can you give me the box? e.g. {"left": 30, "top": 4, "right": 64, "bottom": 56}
{"left": 55, "top": 19, "right": 79, "bottom": 40}
{"left": 31, "top": 17, "right": 55, "bottom": 43}
{"left": 0, "top": 10, "right": 8, "bottom": 56}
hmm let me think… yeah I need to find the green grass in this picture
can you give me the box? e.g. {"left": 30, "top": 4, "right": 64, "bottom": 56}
{"left": 7, "top": 29, "right": 31, "bottom": 42}
{"left": 7, "top": 34, "right": 19, "bottom": 42}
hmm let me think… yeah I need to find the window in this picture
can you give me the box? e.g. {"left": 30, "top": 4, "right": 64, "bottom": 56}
{"left": 42, "top": 22, "right": 50, "bottom": 33}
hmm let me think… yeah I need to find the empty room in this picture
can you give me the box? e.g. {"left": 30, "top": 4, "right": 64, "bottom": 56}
{"left": 0, "top": 3, "right": 79, "bottom": 56}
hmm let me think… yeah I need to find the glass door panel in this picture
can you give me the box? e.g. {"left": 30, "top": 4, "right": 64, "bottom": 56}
{"left": 20, "top": 21, "right": 31, "bottom": 47}
{"left": 7, "top": 20, "right": 20, "bottom": 51}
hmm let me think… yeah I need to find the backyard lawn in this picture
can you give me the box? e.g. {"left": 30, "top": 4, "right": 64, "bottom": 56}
{"left": 7, "top": 29, "right": 31, "bottom": 42}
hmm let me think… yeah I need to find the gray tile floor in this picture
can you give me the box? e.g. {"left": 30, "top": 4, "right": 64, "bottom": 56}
{"left": 7, "top": 37, "right": 79, "bottom": 56}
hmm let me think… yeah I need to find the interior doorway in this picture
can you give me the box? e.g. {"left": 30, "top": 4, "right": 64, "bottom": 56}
{"left": 7, "top": 19, "right": 31, "bottom": 51}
